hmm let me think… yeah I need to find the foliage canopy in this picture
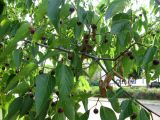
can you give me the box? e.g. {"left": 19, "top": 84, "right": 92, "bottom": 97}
{"left": 0, "top": 0, "right": 160, "bottom": 120}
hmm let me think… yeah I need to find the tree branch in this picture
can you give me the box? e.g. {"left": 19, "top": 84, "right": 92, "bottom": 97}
{"left": 96, "top": 60, "right": 160, "bottom": 118}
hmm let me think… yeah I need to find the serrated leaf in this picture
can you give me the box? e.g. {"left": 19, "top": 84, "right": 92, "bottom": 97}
{"left": 5, "top": 97, "right": 23, "bottom": 120}
{"left": 0, "top": 22, "right": 30, "bottom": 63}
{"left": 106, "top": 90, "right": 120, "bottom": 113}
{"left": 61, "top": 97, "right": 75, "bottom": 120}
{"left": 100, "top": 106, "right": 117, "bottom": 120}
{"left": 111, "top": 19, "right": 130, "bottom": 34}
{"left": 35, "top": 74, "right": 55, "bottom": 116}
{"left": 5, "top": 62, "right": 37, "bottom": 92}
{"left": 89, "top": 62, "right": 98, "bottom": 78}
{"left": 60, "top": 3, "right": 70, "bottom": 19}
{"left": 56, "top": 63, "right": 74, "bottom": 97}
{"left": 105, "top": 0, "right": 129, "bottom": 20}
{"left": 52, "top": 113, "right": 66, "bottom": 120}
{"left": 139, "top": 108, "right": 150, "bottom": 120}
{"left": 12, "top": 49, "right": 23, "bottom": 69}
{"left": 10, "top": 81, "right": 29, "bottom": 95}
{"left": 142, "top": 46, "right": 157, "bottom": 67}
{"left": 20, "top": 95, "right": 34, "bottom": 117}
{"left": 0, "top": 19, "right": 10, "bottom": 39}
{"left": 79, "top": 110, "right": 90, "bottom": 120}
{"left": 119, "top": 99, "right": 133, "bottom": 120}
{"left": 35, "top": 0, "right": 47, "bottom": 22}
{"left": 47, "top": 0, "right": 64, "bottom": 32}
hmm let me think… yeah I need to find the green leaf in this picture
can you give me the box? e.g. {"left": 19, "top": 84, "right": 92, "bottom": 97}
{"left": 12, "top": 49, "right": 23, "bottom": 69}
{"left": 0, "top": 1, "right": 5, "bottom": 15}
{"left": 5, "top": 97, "right": 23, "bottom": 120}
{"left": 20, "top": 95, "right": 34, "bottom": 117}
{"left": 142, "top": 46, "right": 157, "bottom": 67}
{"left": 56, "top": 63, "right": 74, "bottom": 97}
{"left": 89, "top": 62, "right": 98, "bottom": 78}
{"left": 0, "top": 22, "right": 30, "bottom": 63}
{"left": 100, "top": 106, "right": 117, "bottom": 120}
{"left": 106, "top": 90, "right": 120, "bottom": 113}
{"left": 119, "top": 99, "right": 133, "bottom": 120}
{"left": 0, "top": 19, "right": 10, "bottom": 39}
{"left": 111, "top": 19, "right": 130, "bottom": 34}
{"left": 61, "top": 97, "right": 75, "bottom": 120}
{"left": 105, "top": 0, "right": 129, "bottom": 19}
{"left": 35, "top": 0, "right": 47, "bottom": 22}
{"left": 47, "top": 0, "right": 63, "bottom": 32}
{"left": 35, "top": 74, "right": 55, "bottom": 116}
{"left": 10, "top": 81, "right": 30, "bottom": 95}
{"left": 52, "top": 113, "right": 66, "bottom": 120}
{"left": 139, "top": 108, "right": 150, "bottom": 120}
{"left": 5, "top": 62, "right": 37, "bottom": 92}
{"left": 60, "top": 3, "right": 70, "bottom": 19}
{"left": 25, "top": 0, "right": 32, "bottom": 9}
{"left": 79, "top": 110, "right": 90, "bottom": 120}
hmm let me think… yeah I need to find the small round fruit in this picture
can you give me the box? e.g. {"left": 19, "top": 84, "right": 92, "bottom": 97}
{"left": 29, "top": 93, "right": 34, "bottom": 98}
{"left": 84, "top": 34, "right": 90, "bottom": 39}
{"left": 60, "top": 20, "right": 63, "bottom": 24}
{"left": 51, "top": 101, "right": 57, "bottom": 107}
{"left": 58, "top": 108, "right": 64, "bottom": 113}
{"left": 55, "top": 91, "right": 59, "bottom": 96}
{"left": 131, "top": 113, "right": 137, "bottom": 119}
{"left": 93, "top": 108, "right": 98, "bottom": 114}
{"left": 68, "top": 53, "right": 73, "bottom": 60}
{"left": 26, "top": 57, "right": 30, "bottom": 61}
{"left": 15, "top": 69, "right": 19, "bottom": 73}
{"left": 51, "top": 69, "right": 55, "bottom": 75}
{"left": 39, "top": 70, "right": 43, "bottom": 74}
{"left": 126, "top": 51, "right": 132, "bottom": 56}
{"left": 153, "top": 59, "right": 160, "bottom": 65}
{"left": 30, "top": 28, "right": 35, "bottom": 34}
{"left": 91, "top": 24, "right": 97, "bottom": 30}
{"left": 0, "top": 43, "right": 3, "bottom": 48}
{"left": 77, "top": 21, "right": 82, "bottom": 26}
{"left": 129, "top": 55, "right": 134, "bottom": 60}
{"left": 139, "top": 14, "right": 142, "bottom": 17}
{"left": 2, "top": 66, "right": 5, "bottom": 71}
{"left": 41, "top": 36, "right": 46, "bottom": 40}
{"left": 69, "top": 7, "right": 75, "bottom": 13}
{"left": 5, "top": 63, "right": 9, "bottom": 67}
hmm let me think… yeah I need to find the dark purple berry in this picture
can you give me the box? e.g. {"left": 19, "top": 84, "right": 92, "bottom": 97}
{"left": 58, "top": 108, "right": 64, "bottom": 113}
{"left": 26, "top": 57, "right": 30, "bottom": 61}
{"left": 68, "top": 53, "right": 73, "bottom": 60}
{"left": 77, "top": 21, "right": 82, "bottom": 26}
{"left": 2, "top": 66, "right": 5, "bottom": 71}
{"left": 69, "top": 7, "right": 75, "bottom": 13}
{"left": 29, "top": 93, "right": 34, "bottom": 98}
{"left": 5, "top": 63, "right": 9, "bottom": 67}
{"left": 0, "top": 43, "right": 3, "bottom": 48}
{"left": 51, "top": 101, "right": 57, "bottom": 107}
{"left": 126, "top": 51, "right": 132, "bottom": 56}
{"left": 30, "top": 28, "right": 35, "bottom": 34}
{"left": 51, "top": 69, "right": 55, "bottom": 75}
{"left": 41, "top": 36, "right": 46, "bottom": 40}
{"left": 131, "top": 113, "right": 137, "bottom": 119}
{"left": 129, "top": 55, "right": 134, "bottom": 60}
{"left": 39, "top": 70, "right": 43, "bottom": 74}
{"left": 55, "top": 91, "right": 59, "bottom": 96}
{"left": 93, "top": 108, "right": 98, "bottom": 114}
{"left": 60, "top": 20, "right": 63, "bottom": 24}
{"left": 91, "top": 24, "right": 97, "bottom": 30}
{"left": 153, "top": 59, "right": 160, "bottom": 65}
